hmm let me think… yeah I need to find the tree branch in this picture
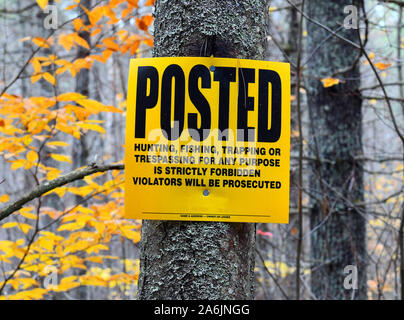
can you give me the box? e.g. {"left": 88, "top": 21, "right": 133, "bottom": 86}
{"left": 0, "top": 163, "right": 124, "bottom": 222}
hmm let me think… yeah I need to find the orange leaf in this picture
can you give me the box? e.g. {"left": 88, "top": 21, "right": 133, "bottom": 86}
{"left": 31, "top": 58, "right": 42, "bottom": 74}
{"left": 136, "top": 15, "right": 153, "bottom": 31}
{"left": 73, "top": 33, "right": 90, "bottom": 49}
{"left": 72, "top": 18, "right": 84, "bottom": 32}
{"left": 103, "top": 38, "right": 119, "bottom": 51}
{"left": 144, "top": 38, "right": 153, "bottom": 48}
{"left": 321, "top": 78, "right": 340, "bottom": 88}
{"left": 127, "top": 0, "right": 138, "bottom": 8}
{"left": 31, "top": 74, "right": 42, "bottom": 83}
{"left": 32, "top": 37, "right": 49, "bottom": 48}
{"left": 374, "top": 62, "right": 392, "bottom": 70}
{"left": 58, "top": 34, "right": 75, "bottom": 51}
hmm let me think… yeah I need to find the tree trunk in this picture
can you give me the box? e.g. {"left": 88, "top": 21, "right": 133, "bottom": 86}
{"left": 137, "top": 0, "right": 267, "bottom": 300}
{"left": 305, "top": 0, "right": 367, "bottom": 299}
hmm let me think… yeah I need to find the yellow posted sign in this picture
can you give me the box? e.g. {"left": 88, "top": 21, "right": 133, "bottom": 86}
{"left": 124, "top": 57, "right": 290, "bottom": 223}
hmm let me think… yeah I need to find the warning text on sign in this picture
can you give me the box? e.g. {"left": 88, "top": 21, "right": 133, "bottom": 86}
{"left": 124, "top": 57, "right": 290, "bottom": 223}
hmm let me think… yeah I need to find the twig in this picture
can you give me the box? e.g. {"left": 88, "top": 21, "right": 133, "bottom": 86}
{"left": 0, "top": 163, "right": 124, "bottom": 222}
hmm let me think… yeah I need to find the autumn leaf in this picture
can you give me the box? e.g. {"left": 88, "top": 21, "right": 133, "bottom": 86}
{"left": 43, "top": 72, "right": 56, "bottom": 85}
{"left": 73, "top": 33, "right": 90, "bottom": 49}
{"left": 32, "top": 37, "right": 50, "bottom": 49}
{"left": 36, "top": 0, "right": 48, "bottom": 10}
{"left": 0, "top": 194, "right": 9, "bottom": 203}
{"left": 11, "top": 159, "right": 26, "bottom": 171}
{"left": 25, "top": 150, "right": 38, "bottom": 169}
{"left": 76, "top": 123, "right": 106, "bottom": 134}
{"left": 47, "top": 141, "right": 70, "bottom": 147}
{"left": 103, "top": 38, "right": 120, "bottom": 51}
{"left": 136, "top": 15, "right": 154, "bottom": 31}
{"left": 321, "top": 77, "right": 340, "bottom": 88}
{"left": 31, "top": 74, "right": 42, "bottom": 83}
{"left": 76, "top": 99, "right": 117, "bottom": 114}
{"left": 127, "top": 0, "right": 138, "bottom": 8}
{"left": 374, "top": 62, "right": 392, "bottom": 70}
{"left": 72, "top": 18, "right": 84, "bottom": 32}
{"left": 31, "top": 58, "right": 42, "bottom": 74}
{"left": 50, "top": 153, "right": 72, "bottom": 164}
{"left": 65, "top": 4, "right": 78, "bottom": 10}
{"left": 144, "top": 38, "right": 153, "bottom": 48}
{"left": 58, "top": 33, "right": 75, "bottom": 51}
{"left": 57, "top": 92, "right": 86, "bottom": 101}
{"left": 1, "top": 222, "right": 18, "bottom": 229}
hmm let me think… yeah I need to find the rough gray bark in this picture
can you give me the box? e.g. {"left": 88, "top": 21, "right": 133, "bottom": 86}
{"left": 305, "top": 0, "right": 367, "bottom": 299}
{"left": 137, "top": 0, "right": 268, "bottom": 300}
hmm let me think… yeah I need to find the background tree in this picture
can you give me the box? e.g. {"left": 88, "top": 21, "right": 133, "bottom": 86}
{"left": 305, "top": 0, "right": 367, "bottom": 299}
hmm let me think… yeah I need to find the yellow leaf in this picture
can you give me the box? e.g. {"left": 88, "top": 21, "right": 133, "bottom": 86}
{"left": 57, "top": 92, "right": 86, "bottom": 101}
{"left": 31, "top": 74, "right": 42, "bottom": 83}
{"left": 86, "top": 244, "right": 109, "bottom": 254}
{"left": 76, "top": 123, "right": 105, "bottom": 134}
{"left": 22, "top": 135, "right": 33, "bottom": 146}
{"left": 19, "top": 223, "right": 33, "bottom": 234}
{"left": 11, "top": 159, "right": 26, "bottom": 171}
{"left": 26, "top": 150, "right": 38, "bottom": 164}
{"left": 20, "top": 211, "right": 38, "bottom": 220}
{"left": 47, "top": 168, "right": 61, "bottom": 180}
{"left": 36, "top": 0, "right": 48, "bottom": 10}
{"left": 47, "top": 141, "right": 70, "bottom": 147}
{"left": 32, "top": 58, "right": 42, "bottom": 74}
{"left": 26, "top": 150, "right": 38, "bottom": 163}
{"left": 50, "top": 153, "right": 72, "bottom": 164}
{"left": 43, "top": 72, "right": 56, "bottom": 85}
{"left": 86, "top": 256, "right": 103, "bottom": 264}
{"left": 53, "top": 276, "right": 80, "bottom": 292}
{"left": 2, "top": 222, "right": 18, "bottom": 229}
{"left": 374, "top": 62, "right": 392, "bottom": 70}
{"left": 0, "top": 194, "right": 9, "bottom": 203}
{"left": 57, "top": 222, "right": 84, "bottom": 232}
{"left": 76, "top": 99, "right": 108, "bottom": 113}
{"left": 321, "top": 77, "right": 340, "bottom": 88}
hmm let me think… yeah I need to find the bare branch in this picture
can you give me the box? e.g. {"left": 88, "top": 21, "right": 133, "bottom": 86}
{"left": 0, "top": 163, "right": 124, "bottom": 222}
